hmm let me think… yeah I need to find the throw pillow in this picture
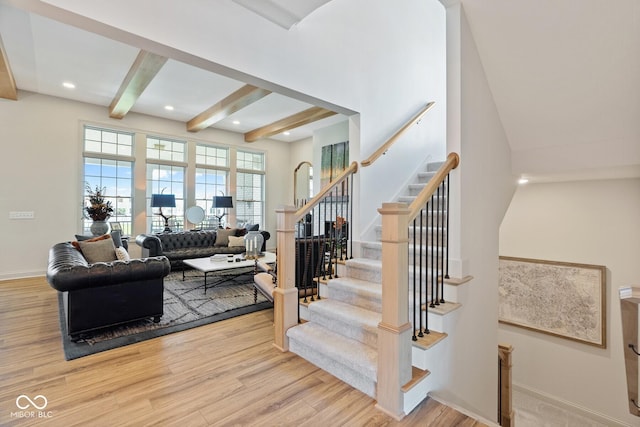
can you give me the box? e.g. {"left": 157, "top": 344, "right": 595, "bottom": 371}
{"left": 248, "top": 223, "right": 260, "bottom": 231}
{"left": 214, "top": 228, "right": 237, "bottom": 247}
{"left": 114, "top": 246, "right": 130, "bottom": 261}
{"left": 74, "top": 231, "right": 122, "bottom": 247}
{"left": 77, "top": 237, "right": 117, "bottom": 263}
{"left": 236, "top": 228, "right": 248, "bottom": 237}
{"left": 228, "top": 235, "right": 245, "bottom": 247}
{"left": 72, "top": 233, "right": 112, "bottom": 251}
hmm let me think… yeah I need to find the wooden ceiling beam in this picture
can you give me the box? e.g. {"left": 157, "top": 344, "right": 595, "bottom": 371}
{"left": 0, "top": 35, "right": 17, "bottom": 100}
{"left": 244, "top": 106, "right": 337, "bottom": 142}
{"left": 187, "top": 84, "right": 271, "bottom": 132}
{"left": 109, "top": 50, "right": 167, "bottom": 119}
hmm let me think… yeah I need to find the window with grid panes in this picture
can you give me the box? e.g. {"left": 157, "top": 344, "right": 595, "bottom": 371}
{"left": 83, "top": 126, "right": 133, "bottom": 236}
{"left": 236, "top": 151, "right": 265, "bottom": 227}
{"left": 146, "top": 138, "right": 186, "bottom": 233}
{"left": 194, "top": 144, "right": 229, "bottom": 229}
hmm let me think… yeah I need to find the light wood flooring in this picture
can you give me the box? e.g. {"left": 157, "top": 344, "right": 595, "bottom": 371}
{"left": 0, "top": 276, "right": 489, "bottom": 426}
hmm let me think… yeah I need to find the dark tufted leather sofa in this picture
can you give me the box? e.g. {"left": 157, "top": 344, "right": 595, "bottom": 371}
{"left": 46, "top": 241, "right": 171, "bottom": 341}
{"left": 135, "top": 230, "right": 270, "bottom": 269}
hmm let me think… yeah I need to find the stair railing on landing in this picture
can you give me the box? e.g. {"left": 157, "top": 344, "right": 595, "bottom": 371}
{"left": 361, "top": 102, "right": 435, "bottom": 168}
{"left": 407, "top": 152, "right": 459, "bottom": 340}
{"left": 375, "top": 152, "right": 459, "bottom": 419}
{"left": 273, "top": 161, "right": 358, "bottom": 352}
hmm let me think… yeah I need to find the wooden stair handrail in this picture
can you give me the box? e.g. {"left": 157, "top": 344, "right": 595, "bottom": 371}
{"left": 408, "top": 152, "right": 459, "bottom": 221}
{"left": 361, "top": 102, "right": 435, "bottom": 167}
{"left": 294, "top": 161, "right": 358, "bottom": 222}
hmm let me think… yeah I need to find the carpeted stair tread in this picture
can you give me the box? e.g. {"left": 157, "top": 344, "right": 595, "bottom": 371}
{"left": 328, "top": 277, "right": 382, "bottom": 312}
{"left": 308, "top": 299, "right": 380, "bottom": 347}
{"left": 287, "top": 322, "right": 377, "bottom": 397}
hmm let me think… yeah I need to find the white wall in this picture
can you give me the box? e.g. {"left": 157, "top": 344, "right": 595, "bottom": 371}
{"left": 0, "top": 91, "right": 291, "bottom": 278}
{"left": 499, "top": 179, "right": 640, "bottom": 426}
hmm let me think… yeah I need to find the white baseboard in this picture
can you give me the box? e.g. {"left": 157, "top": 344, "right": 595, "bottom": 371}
{"left": 513, "top": 383, "right": 631, "bottom": 427}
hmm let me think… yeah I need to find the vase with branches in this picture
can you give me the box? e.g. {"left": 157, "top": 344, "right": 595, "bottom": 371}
{"left": 85, "top": 184, "right": 114, "bottom": 235}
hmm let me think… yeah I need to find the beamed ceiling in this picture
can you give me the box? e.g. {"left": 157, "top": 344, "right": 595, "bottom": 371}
{"left": 0, "top": 2, "right": 344, "bottom": 143}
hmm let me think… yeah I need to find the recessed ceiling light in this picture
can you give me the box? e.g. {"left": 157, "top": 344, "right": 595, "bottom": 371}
{"left": 62, "top": 81, "right": 75, "bottom": 89}
{"left": 518, "top": 178, "right": 529, "bottom": 185}
{"left": 283, "top": 131, "right": 291, "bottom": 136}
{"left": 164, "top": 105, "right": 174, "bottom": 111}
{"left": 232, "top": 120, "right": 240, "bottom": 125}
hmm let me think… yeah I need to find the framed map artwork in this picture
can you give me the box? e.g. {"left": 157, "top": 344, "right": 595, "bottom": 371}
{"left": 498, "top": 256, "right": 606, "bottom": 348}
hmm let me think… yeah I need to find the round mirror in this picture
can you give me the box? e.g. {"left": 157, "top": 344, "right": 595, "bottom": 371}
{"left": 185, "top": 205, "right": 205, "bottom": 226}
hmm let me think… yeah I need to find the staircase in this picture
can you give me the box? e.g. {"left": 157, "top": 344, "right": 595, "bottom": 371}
{"left": 286, "top": 158, "right": 471, "bottom": 416}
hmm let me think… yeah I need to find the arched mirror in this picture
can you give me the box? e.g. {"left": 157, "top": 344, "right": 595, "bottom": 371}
{"left": 294, "top": 161, "right": 313, "bottom": 208}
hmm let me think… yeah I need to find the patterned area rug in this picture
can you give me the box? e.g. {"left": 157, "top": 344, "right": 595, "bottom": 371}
{"left": 59, "top": 270, "right": 271, "bottom": 360}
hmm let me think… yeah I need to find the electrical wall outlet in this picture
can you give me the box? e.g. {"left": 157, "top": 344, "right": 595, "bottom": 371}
{"left": 9, "top": 211, "right": 35, "bottom": 220}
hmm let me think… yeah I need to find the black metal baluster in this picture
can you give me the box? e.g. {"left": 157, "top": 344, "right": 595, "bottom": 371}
{"left": 299, "top": 231, "right": 307, "bottom": 304}
{"left": 333, "top": 186, "right": 340, "bottom": 278}
{"left": 445, "top": 173, "right": 450, "bottom": 280}
{"left": 310, "top": 233, "right": 317, "bottom": 302}
{"left": 349, "top": 175, "right": 354, "bottom": 259}
{"left": 420, "top": 206, "right": 427, "bottom": 336}
{"left": 412, "top": 217, "right": 418, "bottom": 342}
{"left": 315, "top": 205, "right": 321, "bottom": 300}
{"left": 429, "top": 193, "right": 436, "bottom": 309}
{"left": 317, "top": 204, "right": 326, "bottom": 281}
{"left": 419, "top": 207, "right": 431, "bottom": 334}
{"left": 324, "top": 192, "right": 332, "bottom": 280}
{"left": 438, "top": 182, "right": 445, "bottom": 304}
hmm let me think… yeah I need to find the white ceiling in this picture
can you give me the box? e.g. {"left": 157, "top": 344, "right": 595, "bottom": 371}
{"left": 0, "top": 1, "right": 346, "bottom": 142}
{"left": 460, "top": 0, "right": 640, "bottom": 181}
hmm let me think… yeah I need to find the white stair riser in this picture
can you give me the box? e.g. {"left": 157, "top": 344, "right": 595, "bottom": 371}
{"left": 426, "top": 306, "right": 461, "bottom": 334}
{"left": 411, "top": 333, "right": 450, "bottom": 399}
{"left": 403, "top": 373, "right": 434, "bottom": 415}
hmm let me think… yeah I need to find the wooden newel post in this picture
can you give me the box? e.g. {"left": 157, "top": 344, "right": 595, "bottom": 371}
{"left": 375, "top": 202, "right": 413, "bottom": 420}
{"left": 273, "top": 205, "right": 299, "bottom": 352}
{"left": 498, "top": 344, "right": 514, "bottom": 427}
